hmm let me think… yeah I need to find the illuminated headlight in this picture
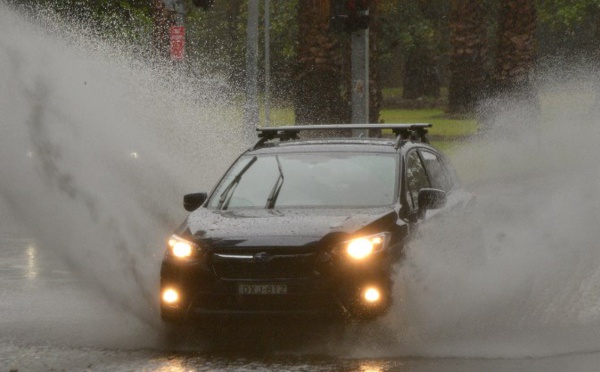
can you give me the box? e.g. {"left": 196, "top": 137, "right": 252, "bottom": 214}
{"left": 343, "top": 232, "right": 390, "bottom": 260}
{"left": 167, "top": 235, "right": 199, "bottom": 259}
{"left": 162, "top": 288, "right": 179, "bottom": 304}
{"left": 363, "top": 287, "right": 382, "bottom": 303}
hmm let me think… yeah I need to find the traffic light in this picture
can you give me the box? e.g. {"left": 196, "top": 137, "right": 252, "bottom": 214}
{"left": 346, "top": 0, "right": 369, "bottom": 12}
{"left": 346, "top": 0, "right": 369, "bottom": 31}
{"left": 193, "top": 0, "right": 214, "bottom": 10}
{"left": 331, "top": 0, "right": 370, "bottom": 32}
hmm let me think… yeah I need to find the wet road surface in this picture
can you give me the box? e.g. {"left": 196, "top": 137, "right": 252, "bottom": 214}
{"left": 4, "top": 185, "right": 600, "bottom": 372}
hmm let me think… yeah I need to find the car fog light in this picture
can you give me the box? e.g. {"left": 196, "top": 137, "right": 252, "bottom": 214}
{"left": 162, "top": 288, "right": 179, "bottom": 304}
{"left": 363, "top": 287, "right": 381, "bottom": 303}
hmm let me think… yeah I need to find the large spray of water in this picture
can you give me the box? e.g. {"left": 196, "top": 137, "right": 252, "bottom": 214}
{"left": 377, "top": 71, "right": 600, "bottom": 358}
{"left": 3, "top": 2, "right": 600, "bottom": 359}
{"left": 0, "top": 3, "right": 244, "bottom": 347}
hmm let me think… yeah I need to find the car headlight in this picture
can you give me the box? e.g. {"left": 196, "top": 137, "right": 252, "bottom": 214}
{"left": 167, "top": 235, "right": 199, "bottom": 259}
{"left": 342, "top": 232, "right": 390, "bottom": 260}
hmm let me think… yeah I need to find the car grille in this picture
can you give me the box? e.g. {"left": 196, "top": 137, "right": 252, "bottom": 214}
{"left": 211, "top": 251, "right": 315, "bottom": 279}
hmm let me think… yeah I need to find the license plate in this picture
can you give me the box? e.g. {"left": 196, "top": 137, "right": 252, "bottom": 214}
{"left": 238, "top": 284, "right": 287, "bottom": 295}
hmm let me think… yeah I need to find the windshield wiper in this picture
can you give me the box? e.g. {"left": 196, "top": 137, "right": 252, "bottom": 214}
{"left": 216, "top": 156, "right": 257, "bottom": 210}
{"left": 266, "top": 155, "right": 284, "bottom": 209}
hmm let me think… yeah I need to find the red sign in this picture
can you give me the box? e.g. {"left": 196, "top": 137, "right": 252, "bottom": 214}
{"left": 170, "top": 26, "right": 185, "bottom": 61}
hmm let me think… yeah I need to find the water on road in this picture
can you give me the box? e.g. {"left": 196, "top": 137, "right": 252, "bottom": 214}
{"left": 3, "top": 2, "right": 600, "bottom": 371}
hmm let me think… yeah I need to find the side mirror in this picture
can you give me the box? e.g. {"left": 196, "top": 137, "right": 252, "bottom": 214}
{"left": 183, "top": 192, "right": 208, "bottom": 212}
{"left": 418, "top": 188, "right": 447, "bottom": 216}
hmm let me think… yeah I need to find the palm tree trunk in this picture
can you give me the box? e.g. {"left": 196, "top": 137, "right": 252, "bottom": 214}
{"left": 493, "top": 0, "right": 537, "bottom": 98}
{"left": 295, "top": 0, "right": 347, "bottom": 124}
{"left": 447, "top": 0, "right": 488, "bottom": 113}
{"left": 369, "top": 0, "right": 381, "bottom": 124}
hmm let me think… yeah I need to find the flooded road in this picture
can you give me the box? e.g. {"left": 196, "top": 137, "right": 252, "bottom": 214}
{"left": 4, "top": 2, "right": 600, "bottom": 371}
{"left": 4, "top": 185, "right": 600, "bottom": 371}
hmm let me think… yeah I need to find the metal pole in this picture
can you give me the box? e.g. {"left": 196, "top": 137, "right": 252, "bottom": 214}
{"left": 244, "top": 0, "right": 260, "bottom": 143}
{"left": 173, "top": 0, "right": 185, "bottom": 26}
{"left": 351, "top": 9, "right": 369, "bottom": 136}
{"left": 264, "top": 0, "right": 271, "bottom": 127}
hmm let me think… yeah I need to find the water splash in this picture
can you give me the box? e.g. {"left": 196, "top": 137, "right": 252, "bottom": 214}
{"left": 4, "top": 1, "right": 600, "bottom": 360}
{"left": 380, "top": 67, "right": 600, "bottom": 358}
{"left": 0, "top": 3, "right": 244, "bottom": 346}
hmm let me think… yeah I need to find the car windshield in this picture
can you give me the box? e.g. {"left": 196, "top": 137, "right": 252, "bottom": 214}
{"left": 207, "top": 152, "right": 397, "bottom": 209}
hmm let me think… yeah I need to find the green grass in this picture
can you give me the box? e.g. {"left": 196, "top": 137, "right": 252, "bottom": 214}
{"left": 382, "top": 87, "right": 450, "bottom": 100}
{"left": 262, "top": 107, "right": 477, "bottom": 138}
{"left": 428, "top": 139, "right": 462, "bottom": 153}
{"left": 261, "top": 106, "right": 295, "bottom": 125}
{"left": 382, "top": 87, "right": 403, "bottom": 97}
{"left": 380, "top": 108, "right": 477, "bottom": 138}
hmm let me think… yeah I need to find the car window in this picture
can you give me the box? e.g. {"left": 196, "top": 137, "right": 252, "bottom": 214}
{"left": 420, "top": 150, "right": 452, "bottom": 192}
{"left": 207, "top": 153, "right": 398, "bottom": 209}
{"left": 406, "top": 150, "right": 430, "bottom": 209}
{"left": 442, "top": 156, "right": 461, "bottom": 188}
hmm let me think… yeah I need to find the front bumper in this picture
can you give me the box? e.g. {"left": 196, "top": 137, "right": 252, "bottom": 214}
{"left": 191, "top": 280, "right": 345, "bottom": 319}
{"left": 160, "top": 251, "right": 392, "bottom": 322}
{"left": 161, "top": 276, "right": 352, "bottom": 320}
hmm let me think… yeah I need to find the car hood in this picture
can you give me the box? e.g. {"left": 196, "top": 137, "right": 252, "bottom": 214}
{"left": 181, "top": 207, "right": 397, "bottom": 247}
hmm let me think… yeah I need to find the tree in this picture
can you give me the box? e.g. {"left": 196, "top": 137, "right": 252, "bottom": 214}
{"left": 368, "top": 0, "right": 382, "bottom": 123}
{"left": 447, "top": 0, "right": 489, "bottom": 113}
{"left": 294, "top": 1, "right": 347, "bottom": 124}
{"left": 396, "top": 0, "right": 449, "bottom": 100}
{"left": 14, "top": 0, "right": 153, "bottom": 49}
{"left": 261, "top": 1, "right": 299, "bottom": 101}
{"left": 184, "top": 1, "right": 246, "bottom": 82}
{"left": 492, "top": 0, "right": 537, "bottom": 98}
{"left": 536, "top": 0, "right": 600, "bottom": 62}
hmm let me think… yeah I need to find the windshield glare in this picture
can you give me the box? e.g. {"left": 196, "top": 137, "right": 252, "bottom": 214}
{"left": 207, "top": 152, "right": 397, "bottom": 209}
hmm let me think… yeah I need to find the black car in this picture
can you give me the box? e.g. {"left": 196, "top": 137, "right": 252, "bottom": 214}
{"left": 160, "top": 124, "right": 474, "bottom": 322}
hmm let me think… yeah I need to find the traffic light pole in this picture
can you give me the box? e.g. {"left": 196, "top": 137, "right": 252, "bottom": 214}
{"left": 173, "top": 0, "right": 185, "bottom": 26}
{"left": 244, "top": 0, "right": 260, "bottom": 143}
{"left": 351, "top": 9, "right": 369, "bottom": 134}
{"left": 264, "top": 0, "right": 271, "bottom": 127}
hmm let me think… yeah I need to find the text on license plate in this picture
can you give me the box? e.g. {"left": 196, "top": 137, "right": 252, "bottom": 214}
{"left": 238, "top": 284, "right": 287, "bottom": 295}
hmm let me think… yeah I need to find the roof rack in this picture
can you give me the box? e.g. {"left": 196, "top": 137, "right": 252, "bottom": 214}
{"left": 253, "top": 124, "right": 432, "bottom": 149}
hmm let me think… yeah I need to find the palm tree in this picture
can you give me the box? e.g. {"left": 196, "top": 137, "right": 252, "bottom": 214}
{"left": 368, "top": 0, "right": 382, "bottom": 124}
{"left": 295, "top": 0, "right": 347, "bottom": 124}
{"left": 399, "top": 0, "right": 445, "bottom": 101}
{"left": 447, "top": 0, "right": 488, "bottom": 113}
{"left": 493, "top": 0, "right": 537, "bottom": 99}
